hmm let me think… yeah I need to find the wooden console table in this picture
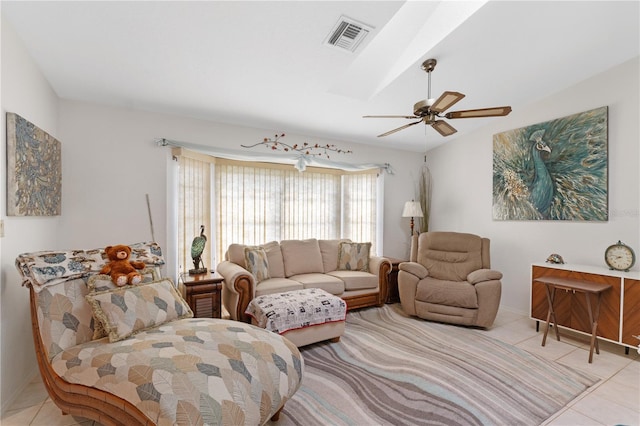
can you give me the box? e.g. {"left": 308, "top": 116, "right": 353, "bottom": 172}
{"left": 534, "top": 276, "right": 611, "bottom": 363}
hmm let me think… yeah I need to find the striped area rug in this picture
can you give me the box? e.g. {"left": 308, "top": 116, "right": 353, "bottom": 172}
{"left": 278, "top": 304, "right": 598, "bottom": 426}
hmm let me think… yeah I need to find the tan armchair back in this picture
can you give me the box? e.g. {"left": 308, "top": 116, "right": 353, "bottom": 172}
{"left": 412, "top": 232, "right": 491, "bottom": 281}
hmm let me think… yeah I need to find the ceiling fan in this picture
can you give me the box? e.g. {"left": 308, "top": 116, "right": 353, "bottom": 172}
{"left": 363, "top": 58, "right": 512, "bottom": 137}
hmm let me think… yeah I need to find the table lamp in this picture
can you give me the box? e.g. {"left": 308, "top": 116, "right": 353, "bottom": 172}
{"left": 402, "top": 200, "right": 423, "bottom": 236}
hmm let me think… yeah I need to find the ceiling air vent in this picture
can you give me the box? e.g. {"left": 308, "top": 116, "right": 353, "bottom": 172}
{"left": 324, "top": 16, "right": 372, "bottom": 53}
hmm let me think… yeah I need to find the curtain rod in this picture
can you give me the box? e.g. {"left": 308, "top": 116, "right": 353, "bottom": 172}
{"left": 157, "top": 138, "right": 393, "bottom": 174}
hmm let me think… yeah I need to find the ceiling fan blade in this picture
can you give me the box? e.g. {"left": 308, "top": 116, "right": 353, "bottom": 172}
{"left": 430, "top": 91, "right": 465, "bottom": 113}
{"left": 445, "top": 106, "right": 512, "bottom": 119}
{"left": 432, "top": 120, "right": 457, "bottom": 137}
{"left": 377, "top": 120, "right": 423, "bottom": 137}
{"left": 363, "top": 115, "right": 419, "bottom": 119}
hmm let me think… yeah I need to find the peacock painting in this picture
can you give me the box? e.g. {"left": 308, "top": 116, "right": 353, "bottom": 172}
{"left": 493, "top": 106, "right": 608, "bottom": 221}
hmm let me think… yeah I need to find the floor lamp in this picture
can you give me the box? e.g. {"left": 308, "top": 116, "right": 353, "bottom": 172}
{"left": 402, "top": 200, "right": 423, "bottom": 236}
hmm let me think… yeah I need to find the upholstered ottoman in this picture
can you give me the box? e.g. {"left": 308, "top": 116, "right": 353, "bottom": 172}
{"left": 245, "top": 288, "right": 346, "bottom": 347}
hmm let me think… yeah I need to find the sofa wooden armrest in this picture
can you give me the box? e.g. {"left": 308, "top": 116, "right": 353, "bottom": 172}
{"left": 218, "top": 260, "right": 255, "bottom": 322}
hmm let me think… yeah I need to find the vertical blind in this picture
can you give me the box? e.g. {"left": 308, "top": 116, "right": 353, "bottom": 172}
{"left": 175, "top": 150, "right": 380, "bottom": 273}
{"left": 176, "top": 149, "right": 212, "bottom": 273}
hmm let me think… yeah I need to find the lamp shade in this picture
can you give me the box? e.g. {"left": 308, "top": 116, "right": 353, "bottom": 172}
{"left": 402, "top": 201, "right": 423, "bottom": 218}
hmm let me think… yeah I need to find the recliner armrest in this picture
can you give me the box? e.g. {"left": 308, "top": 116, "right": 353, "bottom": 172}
{"left": 467, "top": 269, "right": 503, "bottom": 285}
{"left": 399, "top": 262, "right": 428, "bottom": 280}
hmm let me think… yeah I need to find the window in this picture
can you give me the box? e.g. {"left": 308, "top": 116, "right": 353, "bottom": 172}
{"left": 175, "top": 150, "right": 381, "bottom": 273}
{"left": 176, "top": 150, "right": 212, "bottom": 274}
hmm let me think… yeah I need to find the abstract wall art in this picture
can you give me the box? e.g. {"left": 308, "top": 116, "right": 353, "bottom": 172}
{"left": 493, "top": 106, "right": 608, "bottom": 221}
{"left": 6, "top": 112, "right": 62, "bottom": 216}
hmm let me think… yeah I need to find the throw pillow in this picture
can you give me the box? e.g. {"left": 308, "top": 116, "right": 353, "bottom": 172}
{"left": 244, "top": 246, "right": 270, "bottom": 283}
{"left": 85, "top": 278, "right": 193, "bottom": 343}
{"left": 337, "top": 242, "right": 371, "bottom": 272}
{"left": 87, "top": 268, "right": 160, "bottom": 340}
{"left": 280, "top": 239, "right": 324, "bottom": 276}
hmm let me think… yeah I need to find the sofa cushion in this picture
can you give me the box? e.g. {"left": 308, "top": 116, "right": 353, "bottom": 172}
{"left": 261, "top": 241, "right": 285, "bottom": 278}
{"left": 327, "top": 270, "right": 378, "bottom": 291}
{"left": 85, "top": 278, "right": 193, "bottom": 342}
{"left": 255, "top": 278, "right": 304, "bottom": 296}
{"left": 319, "top": 239, "right": 350, "bottom": 273}
{"left": 416, "top": 277, "right": 478, "bottom": 309}
{"left": 289, "top": 273, "right": 345, "bottom": 295}
{"left": 337, "top": 242, "right": 371, "bottom": 272}
{"left": 244, "top": 246, "right": 271, "bottom": 283}
{"left": 281, "top": 239, "right": 324, "bottom": 277}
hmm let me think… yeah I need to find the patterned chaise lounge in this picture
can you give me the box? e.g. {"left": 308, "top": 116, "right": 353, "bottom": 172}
{"left": 16, "top": 242, "right": 303, "bottom": 425}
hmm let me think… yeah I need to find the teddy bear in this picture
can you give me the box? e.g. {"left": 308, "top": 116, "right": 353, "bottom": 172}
{"left": 100, "top": 244, "right": 146, "bottom": 286}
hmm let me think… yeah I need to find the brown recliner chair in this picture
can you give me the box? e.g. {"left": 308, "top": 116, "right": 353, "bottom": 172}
{"left": 398, "top": 232, "right": 502, "bottom": 328}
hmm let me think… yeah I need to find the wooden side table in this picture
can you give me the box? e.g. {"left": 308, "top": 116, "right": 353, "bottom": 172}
{"left": 385, "top": 258, "right": 406, "bottom": 304}
{"left": 179, "top": 271, "right": 224, "bottom": 318}
{"left": 534, "top": 275, "right": 612, "bottom": 363}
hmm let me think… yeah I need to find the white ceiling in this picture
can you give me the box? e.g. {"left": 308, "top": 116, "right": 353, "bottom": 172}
{"left": 3, "top": 1, "right": 639, "bottom": 152}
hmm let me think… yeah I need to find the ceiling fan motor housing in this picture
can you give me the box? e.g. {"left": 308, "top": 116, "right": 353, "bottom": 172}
{"left": 413, "top": 99, "right": 434, "bottom": 116}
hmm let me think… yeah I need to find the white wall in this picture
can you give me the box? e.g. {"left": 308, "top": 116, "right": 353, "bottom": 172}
{"left": 56, "top": 100, "right": 423, "bottom": 271}
{"left": 0, "top": 17, "right": 423, "bottom": 410}
{"left": 0, "top": 17, "right": 61, "bottom": 411}
{"left": 426, "top": 57, "right": 640, "bottom": 315}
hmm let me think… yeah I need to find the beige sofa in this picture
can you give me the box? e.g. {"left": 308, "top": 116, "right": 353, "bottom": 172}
{"left": 398, "top": 232, "right": 502, "bottom": 328}
{"left": 217, "top": 239, "right": 391, "bottom": 322}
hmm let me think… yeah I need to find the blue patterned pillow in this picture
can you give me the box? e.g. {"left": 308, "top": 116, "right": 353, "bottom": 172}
{"left": 244, "top": 246, "right": 270, "bottom": 283}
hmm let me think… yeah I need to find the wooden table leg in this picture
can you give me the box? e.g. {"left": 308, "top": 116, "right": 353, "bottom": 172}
{"left": 542, "top": 285, "right": 560, "bottom": 346}
{"left": 586, "top": 292, "right": 603, "bottom": 364}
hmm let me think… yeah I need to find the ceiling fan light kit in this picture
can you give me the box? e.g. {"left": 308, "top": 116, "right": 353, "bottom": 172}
{"left": 364, "top": 58, "right": 512, "bottom": 138}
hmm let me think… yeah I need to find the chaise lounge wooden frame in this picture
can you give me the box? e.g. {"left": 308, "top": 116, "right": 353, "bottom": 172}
{"left": 28, "top": 284, "right": 155, "bottom": 425}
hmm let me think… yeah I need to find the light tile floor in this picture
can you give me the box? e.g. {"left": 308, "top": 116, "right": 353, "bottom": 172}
{"left": 482, "top": 309, "right": 640, "bottom": 426}
{"left": 2, "top": 308, "right": 639, "bottom": 425}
